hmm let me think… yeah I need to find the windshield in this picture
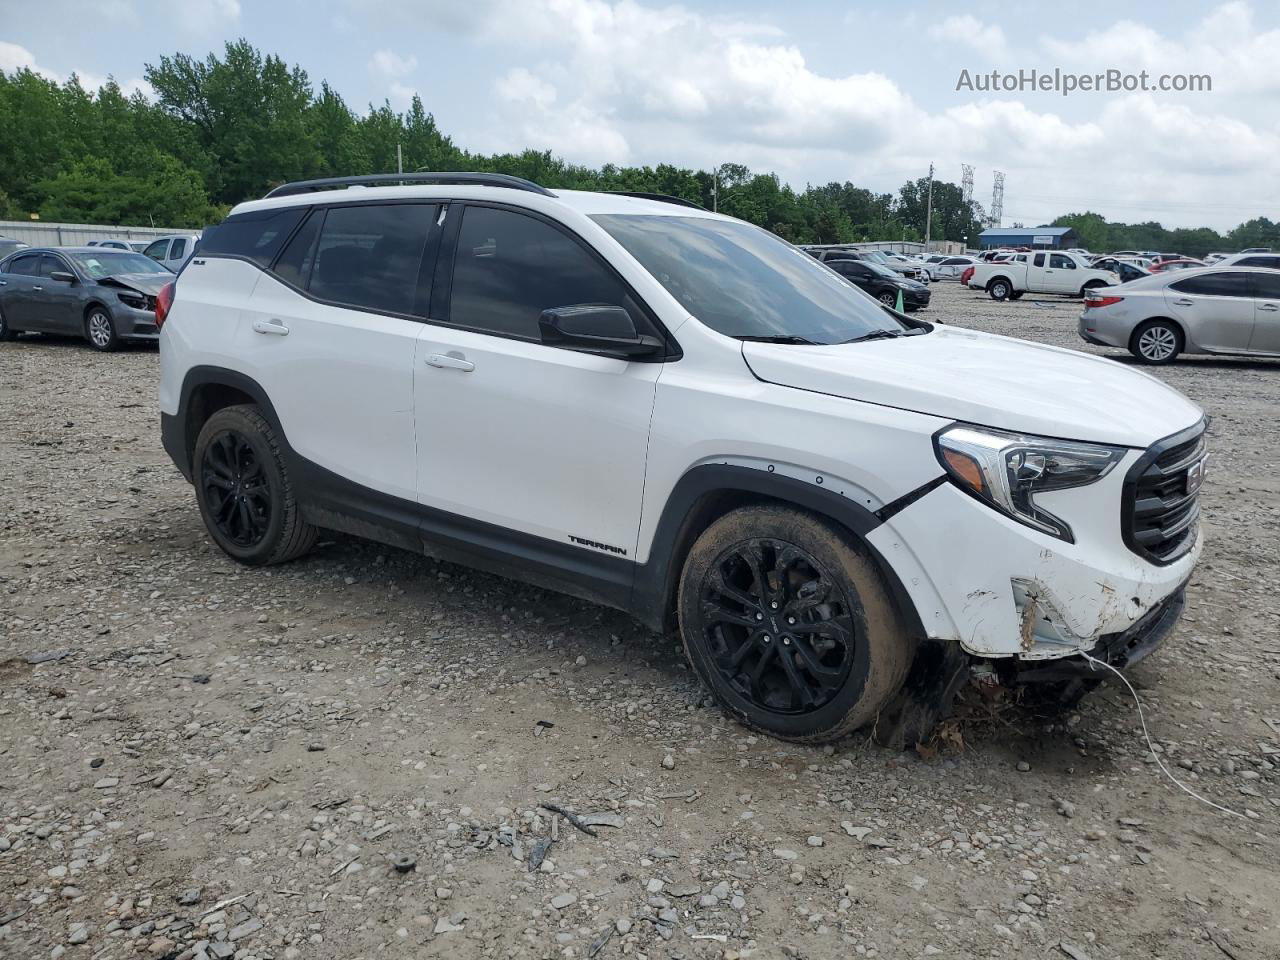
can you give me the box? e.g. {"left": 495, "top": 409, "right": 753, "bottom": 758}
{"left": 71, "top": 251, "right": 172, "bottom": 279}
{"left": 592, "top": 214, "right": 905, "bottom": 343}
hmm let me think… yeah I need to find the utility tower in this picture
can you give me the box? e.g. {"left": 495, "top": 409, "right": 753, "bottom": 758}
{"left": 960, "top": 164, "right": 974, "bottom": 206}
{"left": 988, "top": 171, "right": 1005, "bottom": 228}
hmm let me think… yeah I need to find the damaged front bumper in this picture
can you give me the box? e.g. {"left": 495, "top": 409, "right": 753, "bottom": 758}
{"left": 865, "top": 460, "right": 1199, "bottom": 664}
{"left": 1013, "top": 583, "right": 1186, "bottom": 682}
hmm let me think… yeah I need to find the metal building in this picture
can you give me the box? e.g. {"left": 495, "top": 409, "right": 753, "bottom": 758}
{"left": 977, "top": 226, "right": 1079, "bottom": 250}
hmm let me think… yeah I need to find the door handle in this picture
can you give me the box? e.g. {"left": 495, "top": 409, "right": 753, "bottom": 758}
{"left": 32, "top": 285, "right": 42, "bottom": 292}
{"left": 1172, "top": 298, "right": 1194, "bottom": 306}
{"left": 426, "top": 352, "right": 475, "bottom": 372}
{"left": 1260, "top": 303, "right": 1280, "bottom": 312}
{"left": 252, "top": 318, "right": 290, "bottom": 336}
{"left": 0, "top": 280, "right": 6, "bottom": 286}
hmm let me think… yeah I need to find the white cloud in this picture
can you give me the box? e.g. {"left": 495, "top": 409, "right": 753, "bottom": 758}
{"left": 0, "top": 41, "right": 149, "bottom": 98}
{"left": 369, "top": 50, "right": 420, "bottom": 108}
{"left": 927, "top": 15, "right": 1011, "bottom": 61}
{"left": 1041, "top": 0, "right": 1280, "bottom": 95}
{"left": 369, "top": 49, "right": 419, "bottom": 79}
{"left": 172, "top": 0, "right": 240, "bottom": 35}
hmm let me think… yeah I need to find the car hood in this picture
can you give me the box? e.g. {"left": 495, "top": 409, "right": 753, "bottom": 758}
{"left": 97, "top": 274, "right": 170, "bottom": 295}
{"left": 741, "top": 324, "right": 1203, "bottom": 448}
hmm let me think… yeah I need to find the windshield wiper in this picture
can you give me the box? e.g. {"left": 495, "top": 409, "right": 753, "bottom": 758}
{"left": 733, "top": 334, "right": 819, "bottom": 345}
{"left": 841, "top": 329, "right": 904, "bottom": 344}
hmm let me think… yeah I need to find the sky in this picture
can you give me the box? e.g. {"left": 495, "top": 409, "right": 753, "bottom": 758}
{"left": 1, "top": 0, "right": 1276, "bottom": 231}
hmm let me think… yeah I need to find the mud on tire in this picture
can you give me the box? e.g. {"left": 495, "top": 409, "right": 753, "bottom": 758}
{"left": 677, "top": 505, "right": 912, "bottom": 743}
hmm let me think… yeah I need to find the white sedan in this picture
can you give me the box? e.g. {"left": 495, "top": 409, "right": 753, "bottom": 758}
{"left": 925, "top": 255, "right": 979, "bottom": 280}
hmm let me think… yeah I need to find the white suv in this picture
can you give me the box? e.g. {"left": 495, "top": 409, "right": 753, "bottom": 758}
{"left": 156, "top": 173, "right": 1206, "bottom": 745}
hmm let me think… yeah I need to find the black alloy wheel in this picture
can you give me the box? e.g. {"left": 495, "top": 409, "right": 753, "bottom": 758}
{"left": 695, "top": 538, "right": 857, "bottom": 715}
{"left": 200, "top": 430, "right": 273, "bottom": 548}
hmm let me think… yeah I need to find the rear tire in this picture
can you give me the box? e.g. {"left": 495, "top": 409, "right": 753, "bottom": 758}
{"left": 85, "top": 308, "right": 118, "bottom": 352}
{"left": 193, "top": 405, "right": 317, "bottom": 566}
{"left": 677, "top": 505, "right": 911, "bottom": 743}
{"left": 988, "top": 279, "right": 1011, "bottom": 301}
{"left": 0, "top": 305, "right": 18, "bottom": 341}
{"left": 1129, "top": 319, "right": 1182, "bottom": 364}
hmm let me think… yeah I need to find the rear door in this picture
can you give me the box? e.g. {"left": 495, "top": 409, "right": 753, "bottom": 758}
{"left": 231, "top": 201, "right": 440, "bottom": 503}
{"left": 0, "top": 253, "right": 44, "bottom": 328}
{"left": 1164, "top": 272, "right": 1255, "bottom": 351}
{"left": 1248, "top": 271, "right": 1280, "bottom": 354}
{"left": 413, "top": 202, "right": 661, "bottom": 556}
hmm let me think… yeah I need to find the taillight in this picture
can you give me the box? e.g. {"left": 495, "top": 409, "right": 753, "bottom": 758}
{"left": 960, "top": 267, "right": 975, "bottom": 285}
{"left": 155, "top": 281, "right": 175, "bottom": 330}
{"left": 1084, "top": 294, "right": 1124, "bottom": 309}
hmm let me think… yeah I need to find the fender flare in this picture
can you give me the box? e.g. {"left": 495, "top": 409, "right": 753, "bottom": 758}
{"left": 629, "top": 463, "right": 929, "bottom": 638}
{"left": 164, "top": 366, "right": 284, "bottom": 480}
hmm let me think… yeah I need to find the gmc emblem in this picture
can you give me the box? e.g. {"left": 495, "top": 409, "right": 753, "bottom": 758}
{"left": 1185, "top": 457, "right": 1207, "bottom": 495}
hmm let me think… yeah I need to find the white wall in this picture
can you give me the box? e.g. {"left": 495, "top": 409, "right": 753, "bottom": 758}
{"left": 0, "top": 220, "right": 195, "bottom": 247}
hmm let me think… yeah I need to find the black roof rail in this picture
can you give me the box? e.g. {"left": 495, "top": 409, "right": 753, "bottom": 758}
{"left": 262, "top": 172, "right": 556, "bottom": 200}
{"left": 607, "top": 191, "right": 707, "bottom": 211}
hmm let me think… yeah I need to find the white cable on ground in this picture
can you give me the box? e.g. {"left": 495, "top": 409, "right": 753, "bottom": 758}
{"left": 1078, "top": 649, "right": 1252, "bottom": 822}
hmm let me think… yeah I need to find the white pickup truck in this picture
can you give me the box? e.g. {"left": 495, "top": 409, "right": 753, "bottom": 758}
{"left": 969, "top": 251, "right": 1118, "bottom": 300}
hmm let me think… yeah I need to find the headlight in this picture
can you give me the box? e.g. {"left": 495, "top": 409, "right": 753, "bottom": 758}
{"left": 934, "top": 425, "right": 1126, "bottom": 542}
{"left": 117, "top": 291, "right": 146, "bottom": 309}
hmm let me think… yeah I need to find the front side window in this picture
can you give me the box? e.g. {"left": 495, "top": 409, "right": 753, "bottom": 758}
{"left": 38, "top": 255, "right": 70, "bottom": 277}
{"left": 1251, "top": 271, "right": 1280, "bottom": 300}
{"left": 306, "top": 203, "right": 434, "bottom": 316}
{"left": 1049, "top": 253, "right": 1075, "bottom": 269}
{"left": 1171, "top": 273, "right": 1250, "bottom": 298}
{"left": 450, "top": 206, "right": 633, "bottom": 339}
{"left": 144, "top": 239, "right": 169, "bottom": 260}
{"left": 594, "top": 214, "right": 906, "bottom": 343}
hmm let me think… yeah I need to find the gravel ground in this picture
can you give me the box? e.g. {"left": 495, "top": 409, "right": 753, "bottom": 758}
{"left": 1, "top": 282, "right": 1278, "bottom": 960}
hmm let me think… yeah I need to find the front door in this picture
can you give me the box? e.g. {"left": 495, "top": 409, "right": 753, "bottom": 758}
{"left": 1045, "top": 252, "right": 1079, "bottom": 294}
{"left": 1249, "top": 270, "right": 1280, "bottom": 354}
{"left": 413, "top": 203, "right": 660, "bottom": 559}
{"left": 35, "top": 253, "right": 84, "bottom": 334}
{"left": 1164, "top": 272, "right": 1256, "bottom": 352}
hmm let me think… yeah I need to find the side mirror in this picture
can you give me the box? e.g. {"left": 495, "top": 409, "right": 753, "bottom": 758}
{"left": 538, "top": 305, "right": 663, "bottom": 359}
{"left": 49, "top": 271, "right": 75, "bottom": 283}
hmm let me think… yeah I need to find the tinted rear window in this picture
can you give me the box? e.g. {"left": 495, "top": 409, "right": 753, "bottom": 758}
{"left": 201, "top": 207, "right": 307, "bottom": 267}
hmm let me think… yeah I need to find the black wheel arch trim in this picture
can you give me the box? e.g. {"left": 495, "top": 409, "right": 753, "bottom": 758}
{"left": 629, "top": 464, "right": 926, "bottom": 639}
{"left": 163, "top": 370, "right": 928, "bottom": 638}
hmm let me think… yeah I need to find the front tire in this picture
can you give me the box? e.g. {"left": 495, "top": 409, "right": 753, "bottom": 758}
{"left": 877, "top": 291, "right": 897, "bottom": 307}
{"left": 988, "top": 279, "right": 1011, "bottom": 301}
{"left": 193, "top": 405, "right": 316, "bottom": 566}
{"left": 85, "top": 308, "right": 118, "bottom": 352}
{"left": 1129, "top": 319, "right": 1182, "bottom": 364}
{"left": 677, "top": 506, "right": 911, "bottom": 743}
